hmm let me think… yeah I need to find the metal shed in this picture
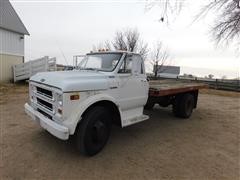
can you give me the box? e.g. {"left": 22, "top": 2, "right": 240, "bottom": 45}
{"left": 0, "top": 0, "right": 29, "bottom": 82}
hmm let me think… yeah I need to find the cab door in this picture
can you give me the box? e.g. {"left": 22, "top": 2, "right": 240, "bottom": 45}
{"left": 117, "top": 54, "right": 148, "bottom": 110}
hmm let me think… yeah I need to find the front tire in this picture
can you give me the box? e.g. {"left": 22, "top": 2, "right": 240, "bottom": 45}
{"left": 144, "top": 102, "right": 155, "bottom": 110}
{"left": 76, "top": 106, "right": 111, "bottom": 156}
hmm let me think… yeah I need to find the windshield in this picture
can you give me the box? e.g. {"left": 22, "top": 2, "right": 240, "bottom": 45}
{"left": 77, "top": 53, "right": 122, "bottom": 72}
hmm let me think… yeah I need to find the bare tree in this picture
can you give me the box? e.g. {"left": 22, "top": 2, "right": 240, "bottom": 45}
{"left": 208, "top": 74, "right": 214, "bottom": 79}
{"left": 93, "top": 28, "right": 149, "bottom": 60}
{"left": 112, "top": 31, "right": 128, "bottom": 51}
{"left": 114, "top": 29, "right": 149, "bottom": 59}
{"left": 104, "top": 40, "right": 112, "bottom": 50}
{"left": 151, "top": 42, "right": 170, "bottom": 77}
{"left": 146, "top": 0, "right": 240, "bottom": 47}
{"left": 145, "top": 0, "right": 183, "bottom": 23}
{"left": 221, "top": 75, "right": 227, "bottom": 79}
{"left": 197, "top": 0, "right": 240, "bottom": 45}
{"left": 138, "top": 40, "right": 149, "bottom": 60}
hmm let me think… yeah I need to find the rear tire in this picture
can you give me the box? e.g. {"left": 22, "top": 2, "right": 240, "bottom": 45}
{"left": 173, "top": 94, "right": 194, "bottom": 118}
{"left": 75, "top": 106, "right": 111, "bottom": 156}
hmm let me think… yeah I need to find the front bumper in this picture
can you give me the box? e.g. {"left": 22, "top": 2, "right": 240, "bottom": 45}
{"left": 24, "top": 103, "right": 69, "bottom": 140}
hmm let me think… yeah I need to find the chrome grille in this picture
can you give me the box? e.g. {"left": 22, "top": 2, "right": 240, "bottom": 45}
{"left": 36, "top": 87, "right": 53, "bottom": 99}
{"left": 31, "top": 83, "right": 55, "bottom": 120}
{"left": 37, "top": 98, "right": 53, "bottom": 111}
{"left": 37, "top": 108, "right": 52, "bottom": 120}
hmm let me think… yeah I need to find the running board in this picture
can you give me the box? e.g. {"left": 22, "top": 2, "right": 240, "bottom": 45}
{"left": 122, "top": 115, "right": 149, "bottom": 127}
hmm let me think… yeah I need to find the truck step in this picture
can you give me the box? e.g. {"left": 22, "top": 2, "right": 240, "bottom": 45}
{"left": 124, "top": 115, "right": 149, "bottom": 127}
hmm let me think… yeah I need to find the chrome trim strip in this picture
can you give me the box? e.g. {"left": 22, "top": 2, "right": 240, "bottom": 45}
{"left": 35, "top": 102, "right": 54, "bottom": 116}
{"left": 37, "top": 101, "right": 52, "bottom": 111}
{"left": 36, "top": 90, "right": 53, "bottom": 99}
{"left": 33, "top": 91, "right": 55, "bottom": 103}
{"left": 30, "top": 80, "right": 62, "bottom": 93}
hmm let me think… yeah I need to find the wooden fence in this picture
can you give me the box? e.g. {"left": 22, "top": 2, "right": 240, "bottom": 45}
{"left": 13, "top": 56, "right": 57, "bottom": 82}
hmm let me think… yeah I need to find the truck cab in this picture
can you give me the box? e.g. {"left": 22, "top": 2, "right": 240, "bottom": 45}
{"left": 25, "top": 51, "right": 149, "bottom": 156}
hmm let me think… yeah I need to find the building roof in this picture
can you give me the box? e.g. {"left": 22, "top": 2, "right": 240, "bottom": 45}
{"left": 0, "top": 0, "right": 29, "bottom": 35}
{"left": 156, "top": 65, "right": 180, "bottom": 75}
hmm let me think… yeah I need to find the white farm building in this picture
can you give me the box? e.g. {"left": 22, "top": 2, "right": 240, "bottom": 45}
{"left": 0, "top": 0, "right": 29, "bottom": 82}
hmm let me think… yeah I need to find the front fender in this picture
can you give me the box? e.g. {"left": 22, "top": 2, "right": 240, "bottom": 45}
{"left": 62, "top": 93, "right": 121, "bottom": 134}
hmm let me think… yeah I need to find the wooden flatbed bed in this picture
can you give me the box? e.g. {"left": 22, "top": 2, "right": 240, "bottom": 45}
{"left": 149, "top": 80, "right": 207, "bottom": 97}
{"left": 145, "top": 79, "right": 207, "bottom": 118}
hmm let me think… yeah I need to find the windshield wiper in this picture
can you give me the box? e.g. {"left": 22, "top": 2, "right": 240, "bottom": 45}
{"left": 80, "top": 68, "right": 99, "bottom": 71}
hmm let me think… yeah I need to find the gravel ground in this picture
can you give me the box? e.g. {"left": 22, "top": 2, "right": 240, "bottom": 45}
{"left": 0, "top": 84, "right": 239, "bottom": 179}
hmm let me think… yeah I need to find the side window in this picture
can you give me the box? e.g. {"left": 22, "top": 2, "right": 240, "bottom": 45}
{"left": 118, "top": 55, "right": 132, "bottom": 73}
{"left": 132, "top": 55, "right": 143, "bottom": 75}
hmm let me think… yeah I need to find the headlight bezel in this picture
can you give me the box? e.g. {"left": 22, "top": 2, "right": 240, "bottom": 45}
{"left": 29, "top": 84, "right": 37, "bottom": 104}
{"left": 55, "top": 92, "right": 63, "bottom": 117}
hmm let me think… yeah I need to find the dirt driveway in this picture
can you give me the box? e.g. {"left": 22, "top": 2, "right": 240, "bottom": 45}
{"left": 0, "top": 84, "right": 239, "bottom": 179}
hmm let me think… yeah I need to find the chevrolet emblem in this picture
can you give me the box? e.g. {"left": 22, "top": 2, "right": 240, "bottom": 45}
{"left": 40, "top": 78, "right": 45, "bottom": 82}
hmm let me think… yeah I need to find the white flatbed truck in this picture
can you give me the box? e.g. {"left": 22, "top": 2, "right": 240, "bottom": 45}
{"left": 24, "top": 51, "right": 206, "bottom": 156}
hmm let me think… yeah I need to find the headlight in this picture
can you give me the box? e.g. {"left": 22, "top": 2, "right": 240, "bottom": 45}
{"left": 29, "top": 84, "right": 36, "bottom": 103}
{"left": 58, "top": 101, "right": 63, "bottom": 106}
{"left": 55, "top": 93, "right": 63, "bottom": 116}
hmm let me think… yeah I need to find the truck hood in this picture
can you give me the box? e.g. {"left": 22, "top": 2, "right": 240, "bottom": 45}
{"left": 30, "top": 71, "right": 110, "bottom": 92}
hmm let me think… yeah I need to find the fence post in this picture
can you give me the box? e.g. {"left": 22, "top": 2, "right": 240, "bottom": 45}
{"left": 238, "top": 80, "right": 240, "bottom": 92}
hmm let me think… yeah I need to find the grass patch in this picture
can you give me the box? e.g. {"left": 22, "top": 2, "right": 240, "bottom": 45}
{"left": 0, "top": 82, "right": 28, "bottom": 95}
{"left": 200, "top": 88, "right": 240, "bottom": 98}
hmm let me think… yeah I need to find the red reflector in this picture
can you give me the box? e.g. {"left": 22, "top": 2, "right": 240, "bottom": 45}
{"left": 70, "top": 94, "right": 79, "bottom": 100}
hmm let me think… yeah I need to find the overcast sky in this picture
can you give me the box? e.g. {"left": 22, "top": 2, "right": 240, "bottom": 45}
{"left": 11, "top": 0, "right": 240, "bottom": 78}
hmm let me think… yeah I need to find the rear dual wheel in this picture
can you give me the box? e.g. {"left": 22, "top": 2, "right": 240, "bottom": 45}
{"left": 173, "top": 94, "right": 195, "bottom": 118}
{"left": 75, "top": 106, "right": 111, "bottom": 156}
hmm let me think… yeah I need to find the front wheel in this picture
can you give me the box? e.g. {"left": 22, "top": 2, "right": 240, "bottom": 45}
{"left": 75, "top": 106, "right": 111, "bottom": 156}
{"left": 144, "top": 102, "right": 155, "bottom": 110}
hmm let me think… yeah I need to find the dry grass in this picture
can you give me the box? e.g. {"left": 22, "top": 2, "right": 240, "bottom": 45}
{"left": 0, "top": 82, "right": 28, "bottom": 105}
{"left": 0, "top": 82, "right": 28, "bottom": 94}
{"left": 200, "top": 88, "right": 240, "bottom": 98}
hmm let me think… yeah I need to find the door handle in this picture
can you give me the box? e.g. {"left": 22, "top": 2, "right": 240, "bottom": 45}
{"left": 141, "top": 80, "right": 147, "bottom": 82}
